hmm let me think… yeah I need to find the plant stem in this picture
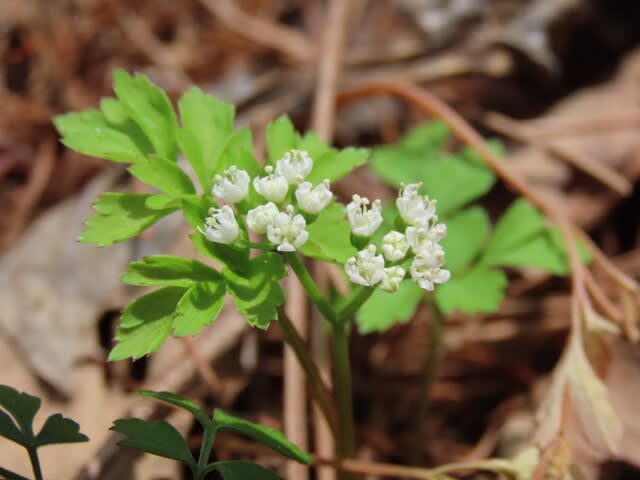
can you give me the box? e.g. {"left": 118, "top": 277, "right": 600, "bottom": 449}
{"left": 332, "top": 322, "right": 355, "bottom": 462}
{"left": 196, "top": 429, "right": 217, "bottom": 480}
{"left": 277, "top": 306, "right": 339, "bottom": 436}
{"left": 27, "top": 448, "right": 43, "bottom": 480}
{"left": 411, "top": 305, "right": 445, "bottom": 465}
{"left": 337, "top": 286, "right": 375, "bottom": 324}
{"left": 285, "top": 253, "right": 338, "bottom": 325}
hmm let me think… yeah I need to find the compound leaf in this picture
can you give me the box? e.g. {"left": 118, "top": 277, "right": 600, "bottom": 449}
{"left": 223, "top": 253, "right": 286, "bottom": 329}
{"left": 307, "top": 147, "right": 369, "bottom": 184}
{"left": 356, "top": 280, "right": 424, "bottom": 334}
{"left": 111, "top": 418, "right": 195, "bottom": 467}
{"left": 300, "top": 203, "right": 356, "bottom": 263}
{"left": 123, "top": 256, "right": 220, "bottom": 288}
{"left": 114, "top": 70, "right": 178, "bottom": 161}
{"left": 441, "top": 206, "right": 490, "bottom": 273}
{"left": 35, "top": 414, "right": 89, "bottom": 446}
{"left": 138, "top": 391, "right": 212, "bottom": 429}
{"left": 435, "top": 267, "right": 507, "bottom": 314}
{"left": 128, "top": 156, "right": 195, "bottom": 196}
{"left": 173, "top": 281, "right": 226, "bottom": 337}
{"left": 79, "top": 193, "right": 179, "bottom": 247}
{"left": 213, "top": 410, "right": 311, "bottom": 464}
{"left": 266, "top": 116, "right": 298, "bottom": 162}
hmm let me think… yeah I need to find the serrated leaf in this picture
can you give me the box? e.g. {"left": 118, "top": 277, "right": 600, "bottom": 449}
{"left": 441, "top": 206, "right": 490, "bottom": 273}
{"left": 356, "top": 281, "right": 424, "bottom": 334}
{"left": 110, "top": 287, "right": 187, "bottom": 360}
{"left": 223, "top": 253, "right": 286, "bottom": 329}
{"left": 173, "top": 281, "right": 226, "bottom": 336}
{"left": 213, "top": 410, "right": 311, "bottom": 464}
{"left": 35, "top": 414, "right": 89, "bottom": 446}
{"left": 114, "top": 70, "right": 178, "bottom": 161}
{"left": 54, "top": 110, "right": 147, "bottom": 164}
{"left": 123, "top": 255, "right": 220, "bottom": 287}
{"left": 177, "top": 87, "right": 235, "bottom": 187}
{"left": 488, "top": 234, "right": 568, "bottom": 274}
{"left": 435, "top": 267, "right": 507, "bottom": 314}
{"left": 79, "top": 193, "right": 179, "bottom": 246}
{"left": 211, "top": 460, "right": 283, "bottom": 480}
{"left": 111, "top": 418, "right": 196, "bottom": 467}
{"left": 138, "top": 391, "right": 212, "bottom": 429}
{"left": 0, "top": 385, "right": 40, "bottom": 439}
{"left": 266, "top": 116, "right": 298, "bottom": 162}
{"left": 307, "top": 148, "right": 369, "bottom": 184}
{"left": 300, "top": 203, "right": 356, "bottom": 263}
{"left": 128, "top": 157, "right": 195, "bottom": 196}
{"left": 99, "top": 97, "right": 154, "bottom": 155}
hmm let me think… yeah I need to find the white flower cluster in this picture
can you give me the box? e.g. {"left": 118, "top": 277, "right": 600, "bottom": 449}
{"left": 344, "top": 183, "right": 450, "bottom": 292}
{"left": 201, "top": 150, "right": 333, "bottom": 253}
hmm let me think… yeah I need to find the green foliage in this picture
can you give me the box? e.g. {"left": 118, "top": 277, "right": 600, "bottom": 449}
{"left": 356, "top": 280, "right": 424, "bottom": 334}
{"left": 435, "top": 267, "right": 508, "bottom": 314}
{"left": 78, "top": 193, "right": 179, "bottom": 247}
{"left": 266, "top": 116, "right": 368, "bottom": 184}
{"left": 223, "top": 253, "right": 287, "bottom": 329}
{"left": 113, "top": 390, "right": 310, "bottom": 480}
{"left": 300, "top": 203, "right": 356, "bottom": 263}
{"left": 0, "top": 385, "right": 88, "bottom": 480}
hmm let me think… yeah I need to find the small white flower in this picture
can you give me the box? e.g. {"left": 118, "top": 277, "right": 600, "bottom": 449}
{"left": 381, "top": 230, "right": 409, "bottom": 262}
{"left": 253, "top": 165, "right": 289, "bottom": 203}
{"left": 396, "top": 183, "right": 437, "bottom": 226}
{"left": 267, "top": 205, "right": 309, "bottom": 252}
{"left": 379, "top": 266, "right": 406, "bottom": 292}
{"left": 246, "top": 202, "right": 278, "bottom": 234}
{"left": 211, "top": 166, "right": 250, "bottom": 203}
{"left": 200, "top": 205, "right": 239, "bottom": 245}
{"left": 295, "top": 179, "right": 333, "bottom": 214}
{"left": 344, "top": 245, "right": 385, "bottom": 287}
{"left": 410, "top": 242, "right": 450, "bottom": 291}
{"left": 406, "top": 221, "right": 447, "bottom": 253}
{"left": 346, "top": 194, "right": 383, "bottom": 237}
{"left": 276, "top": 149, "right": 314, "bottom": 184}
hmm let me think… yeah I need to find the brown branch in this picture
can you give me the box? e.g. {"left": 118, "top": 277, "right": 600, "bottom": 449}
{"left": 199, "top": 0, "right": 312, "bottom": 64}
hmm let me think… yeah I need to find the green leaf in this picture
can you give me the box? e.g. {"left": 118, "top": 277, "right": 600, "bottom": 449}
{"left": 300, "top": 204, "right": 356, "bottom": 263}
{"left": 435, "top": 267, "right": 507, "bottom": 314}
{"left": 0, "top": 385, "right": 39, "bottom": 439}
{"left": 401, "top": 121, "right": 450, "bottom": 151}
{"left": 100, "top": 97, "right": 155, "bottom": 155}
{"left": 307, "top": 147, "right": 369, "bottom": 184}
{"left": 111, "top": 418, "right": 195, "bottom": 467}
{"left": 177, "top": 87, "right": 235, "bottom": 187}
{"left": 223, "top": 253, "right": 286, "bottom": 329}
{"left": 0, "top": 410, "right": 25, "bottom": 445}
{"left": 109, "top": 287, "right": 187, "bottom": 360}
{"left": 297, "top": 132, "right": 332, "bottom": 160}
{"left": 266, "top": 116, "right": 298, "bottom": 162}
{"left": 173, "top": 281, "right": 226, "bottom": 337}
{"left": 114, "top": 70, "right": 178, "bottom": 161}
{"left": 356, "top": 281, "right": 424, "bottom": 334}
{"left": 421, "top": 158, "right": 495, "bottom": 216}
{"left": 123, "top": 255, "right": 220, "bottom": 287}
{"left": 35, "top": 414, "right": 89, "bottom": 446}
{"left": 54, "top": 110, "right": 147, "bottom": 164}
{"left": 128, "top": 157, "right": 195, "bottom": 196}
{"left": 79, "top": 193, "right": 179, "bottom": 247}
{"left": 441, "top": 206, "right": 490, "bottom": 273}
{"left": 213, "top": 409, "right": 311, "bottom": 464}
{"left": 211, "top": 461, "right": 283, "bottom": 480}
{"left": 138, "top": 390, "right": 212, "bottom": 429}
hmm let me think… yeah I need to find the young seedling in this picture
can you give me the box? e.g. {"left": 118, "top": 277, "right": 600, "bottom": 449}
{"left": 112, "top": 390, "right": 311, "bottom": 480}
{"left": 0, "top": 385, "right": 88, "bottom": 480}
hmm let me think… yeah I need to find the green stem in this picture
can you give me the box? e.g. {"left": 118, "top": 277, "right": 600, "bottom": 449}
{"left": 27, "top": 448, "right": 43, "bottom": 480}
{"left": 332, "top": 323, "right": 355, "bottom": 462}
{"left": 277, "top": 306, "right": 338, "bottom": 436}
{"left": 411, "top": 305, "right": 445, "bottom": 465}
{"left": 337, "top": 286, "right": 375, "bottom": 323}
{"left": 285, "top": 253, "right": 338, "bottom": 325}
{"left": 196, "top": 429, "right": 217, "bottom": 480}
